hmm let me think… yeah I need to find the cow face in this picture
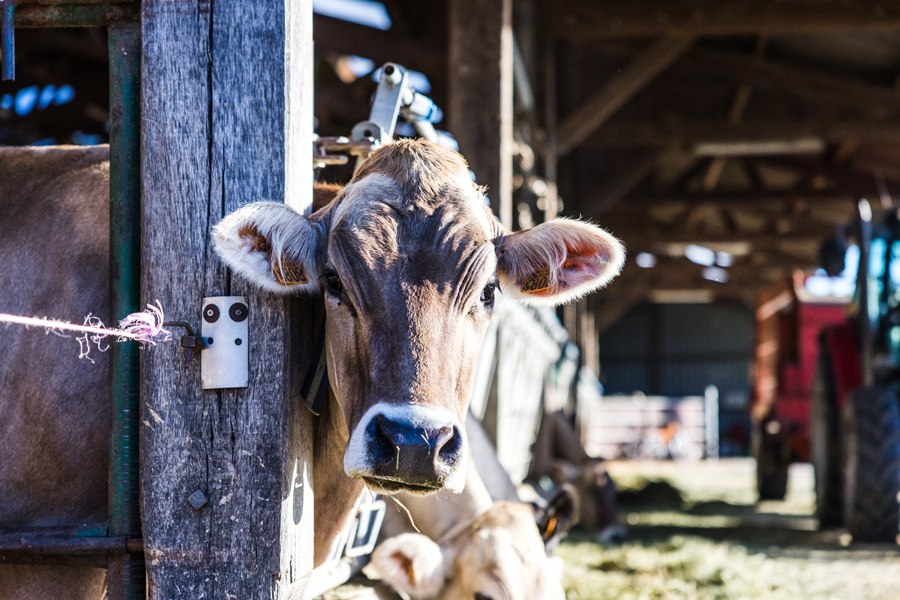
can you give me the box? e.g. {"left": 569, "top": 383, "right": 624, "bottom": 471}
{"left": 213, "top": 140, "right": 623, "bottom": 495}
{"left": 371, "top": 501, "right": 572, "bottom": 600}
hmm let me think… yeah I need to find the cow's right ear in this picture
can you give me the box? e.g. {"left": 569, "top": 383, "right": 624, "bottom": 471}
{"left": 370, "top": 533, "right": 453, "bottom": 599}
{"left": 213, "top": 201, "right": 325, "bottom": 294}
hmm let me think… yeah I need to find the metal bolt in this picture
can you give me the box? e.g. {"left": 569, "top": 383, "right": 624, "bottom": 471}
{"left": 188, "top": 489, "right": 208, "bottom": 510}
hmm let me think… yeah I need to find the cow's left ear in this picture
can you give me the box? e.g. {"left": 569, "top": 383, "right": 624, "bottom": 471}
{"left": 496, "top": 218, "right": 624, "bottom": 305}
{"left": 370, "top": 533, "right": 454, "bottom": 599}
{"left": 213, "top": 201, "right": 325, "bottom": 294}
{"left": 534, "top": 484, "right": 578, "bottom": 554}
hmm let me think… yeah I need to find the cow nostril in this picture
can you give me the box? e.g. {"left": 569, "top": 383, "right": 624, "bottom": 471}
{"left": 373, "top": 415, "right": 398, "bottom": 458}
{"left": 435, "top": 425, "right": 461, "bottom": 463}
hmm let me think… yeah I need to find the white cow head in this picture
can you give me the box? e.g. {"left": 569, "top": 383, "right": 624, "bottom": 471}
{"left": 370, "top": 489, "right": 576, "bottom": 600}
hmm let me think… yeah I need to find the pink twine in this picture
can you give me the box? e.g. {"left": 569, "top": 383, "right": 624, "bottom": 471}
{"left": 117, "top": 301, "right": 170, "bottom": 345}
{"left": 0, "top": 301, "right": 172, "bottom": 362}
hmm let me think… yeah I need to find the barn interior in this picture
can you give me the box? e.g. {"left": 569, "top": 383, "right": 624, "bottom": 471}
{"left": 4, "top": 0, "right": 900, "bottom": 596}
{"left": 5, "top": 2, "right": 892, "bottom": 397}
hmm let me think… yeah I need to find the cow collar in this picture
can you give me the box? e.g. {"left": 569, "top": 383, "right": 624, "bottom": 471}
{"left": 300, "top": 321, "right": 329, "bottom": 415}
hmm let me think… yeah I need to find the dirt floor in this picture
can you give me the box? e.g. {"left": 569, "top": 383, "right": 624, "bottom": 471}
{"left": 559, "top": 458, "right": 900, "bottom": 600}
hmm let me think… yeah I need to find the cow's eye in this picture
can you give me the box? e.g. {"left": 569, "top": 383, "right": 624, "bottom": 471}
{"left": 474, "top": 594, "right": 493, "bottom": 600}
{"left": 326, "top": 273, "right": 344, "bottom": 296}
{"left": 480, "top": 284, "right": 496, "bottom": 306}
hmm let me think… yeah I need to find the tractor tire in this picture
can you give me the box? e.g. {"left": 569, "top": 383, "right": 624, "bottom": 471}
{"left": 842, "top": 386, "right": 900, "bottom": 542}
{"left": 811, "top": 347, "right": 843, "bottom": 527}
{"left": 755, "top": 420, "right": 789, "bottom": 501}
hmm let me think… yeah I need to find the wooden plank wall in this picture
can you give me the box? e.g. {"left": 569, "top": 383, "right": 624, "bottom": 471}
{"left": 140, "top": 1, "right": 315, "bottom": 597}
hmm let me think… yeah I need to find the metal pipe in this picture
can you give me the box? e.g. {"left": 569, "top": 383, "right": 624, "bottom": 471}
{"left": 0, "top": 537, "right": 143, "bottom": 554}
{"left": 108, "top": 20, "right": 144, "bottom": 600}
{"left": 18, "top": 0, "right": 134, "bottom": 5}
{"left": 14, "top": 3, "right": 137, "bottom": 27}
{"left": 1, "top": 0, "right": 13, "bottom": 80}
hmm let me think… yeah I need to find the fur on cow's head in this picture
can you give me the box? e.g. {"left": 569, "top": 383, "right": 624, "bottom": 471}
{"left": 212, "top": 140, "right": 624, "bottom": 496}
{"left": 370, "top": 500, "right": 573, "bottom": 600}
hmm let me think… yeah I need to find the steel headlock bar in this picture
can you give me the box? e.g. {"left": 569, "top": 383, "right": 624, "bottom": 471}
{"left": 315, "top": 62, "right": 459, "bottom": 174}
{"left": 0, "top": 0, "right": 13, "bottom": 80}
{"left": 0, "top": 4, "right": 145, "bottom": 600}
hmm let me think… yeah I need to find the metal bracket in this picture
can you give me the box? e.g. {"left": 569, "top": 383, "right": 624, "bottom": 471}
{"left": 200, "top": 296, "right": 249, "bottom": 390}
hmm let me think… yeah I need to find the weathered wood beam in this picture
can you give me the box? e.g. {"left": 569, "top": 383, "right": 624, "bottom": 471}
{"left": 449, "top": 0, "right": 514, "bottom": 228}
{"left": 554, "top": 0, "right": 900, "bottom": 41}
{"left": 607, "top": 190, "right": 863, "bottom": 212}
{"left": 583, "top": 151, "right": 662, "bottom": 218}
{"left": 615, "top": 232, "right": 829, "bottom": 249}
{"left": 685, "top": 47, "right": 900, "bottom": 111}
{"left": 314, "top": 14, "right": 445, "bottom": 75}
{"left": 141, "top": 1, "right": 315, "bottom": 597}
{"left": 557, "top": 35, "right": 694, "bottom": 155}
{"left": 581, "top": 117, "right": 900, "bottom": 149}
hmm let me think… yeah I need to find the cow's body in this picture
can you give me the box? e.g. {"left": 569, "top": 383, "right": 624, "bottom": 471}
{"left": 0, "top": 146, "right": 111, "bottom": 599}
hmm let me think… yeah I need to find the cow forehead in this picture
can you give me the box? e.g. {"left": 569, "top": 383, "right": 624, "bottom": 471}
{"left": 329, "top": 173, "right": 495, "bottom": 280}
{"left": 332, "top": 170, "right": 494, "bottom": 240}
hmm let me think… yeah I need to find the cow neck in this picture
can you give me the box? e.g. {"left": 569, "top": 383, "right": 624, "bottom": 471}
{"left": 311, "top": 387, "right": 365, "bottom": 567}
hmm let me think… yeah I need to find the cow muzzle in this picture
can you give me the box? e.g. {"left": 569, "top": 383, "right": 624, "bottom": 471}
{"left": 344, "top": 403, "right": 467, "bottom": 494}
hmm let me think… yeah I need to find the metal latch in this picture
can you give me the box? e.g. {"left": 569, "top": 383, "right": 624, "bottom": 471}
{"left": 161, "top": 320, "right": 208, "bottom": 369}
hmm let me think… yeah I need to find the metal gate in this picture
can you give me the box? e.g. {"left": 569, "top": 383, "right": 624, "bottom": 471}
{"left": 0, "top": 3, "right": 144, "bottom": 599}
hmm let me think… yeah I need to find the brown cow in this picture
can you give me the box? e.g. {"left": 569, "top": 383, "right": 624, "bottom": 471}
{"left": 213, "top": 139, "right": 624, "bottom": 562}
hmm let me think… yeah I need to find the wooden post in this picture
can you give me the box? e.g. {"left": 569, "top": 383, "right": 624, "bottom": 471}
{"left": 140, "top": 1, "right": 315, "bottom": 598}
{"left": 449, "top": 0, "right": 514, "bottom": 229}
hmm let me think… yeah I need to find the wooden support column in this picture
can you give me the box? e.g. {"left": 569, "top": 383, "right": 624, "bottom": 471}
{"left": 541, "top": 30, "right": 559, "bottom": 222}
{"left": 140, "top": 1, "right": 315, "bottom": 598}
{"left": 449, "top": 0, "right": 515, "bottom": 229}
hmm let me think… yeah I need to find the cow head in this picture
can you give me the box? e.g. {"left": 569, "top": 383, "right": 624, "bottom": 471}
{"left": 370, "top": 495, "right": 576, "bottom": 600}
{"left": 213, "top": 140, "right": 623, "bottom": 495}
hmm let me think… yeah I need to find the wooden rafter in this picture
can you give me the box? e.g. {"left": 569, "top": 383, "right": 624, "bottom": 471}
{"left": 581, "top": 118, "right": 900, "bottom": 149}
{"left": 583, "top": 151, "right": 662, "bottom": 218}
{"left": 613, "top": 230, "right": 833, "bottom": 247}
{"left": 684, "top": 48, "right": 900, "bottom": 111}
{"left": 557, "top": 35, "right": 694, "bottom": 155}
{"left": 554, "top": 0, "right": 900, "bottom": 41}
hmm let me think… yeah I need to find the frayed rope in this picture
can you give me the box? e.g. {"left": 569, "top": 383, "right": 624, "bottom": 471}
{"left": 0, "top": 300, "right": 172, "bottom": 358}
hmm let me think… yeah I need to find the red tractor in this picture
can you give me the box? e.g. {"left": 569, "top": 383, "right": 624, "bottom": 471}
{"left": 752, "top": 202, "right": 900, "bottom": 542}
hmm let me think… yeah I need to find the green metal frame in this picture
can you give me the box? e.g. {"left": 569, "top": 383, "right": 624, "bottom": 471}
{"left": 0, "top": 3, "right": 144, "bottom": 600}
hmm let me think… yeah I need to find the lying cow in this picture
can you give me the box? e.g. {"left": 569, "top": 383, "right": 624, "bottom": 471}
{"left": 529, "top": 411, "right": 624, "bottom": 543}
{"left": 358, "top": 414, "right": 575, "bottom": 600}
{"left": 370, "top": 496, "right": 573, "bottom": 600}
{"left": 212, "top": 139, "right": 624, "bottom": 561}
{"left": 0, "top": 140, "right": 623, "bottom": 597}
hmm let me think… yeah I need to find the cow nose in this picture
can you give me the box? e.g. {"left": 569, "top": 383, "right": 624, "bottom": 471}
{"left": 367, "top": 414, "right": 463, "bottom": 490}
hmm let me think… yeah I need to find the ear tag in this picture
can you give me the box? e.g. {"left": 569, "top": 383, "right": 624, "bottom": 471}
{"left": 391, "top": 551, "right": 417, "bottom": 586}
{"left": 272, "top": 256, "right": 308, "bottom": 285}
{"left": 543, "top": 516, "right": 558, "bottom": 540}
{"left": 521, "top": 268, "right": 551, "bottom": 294}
